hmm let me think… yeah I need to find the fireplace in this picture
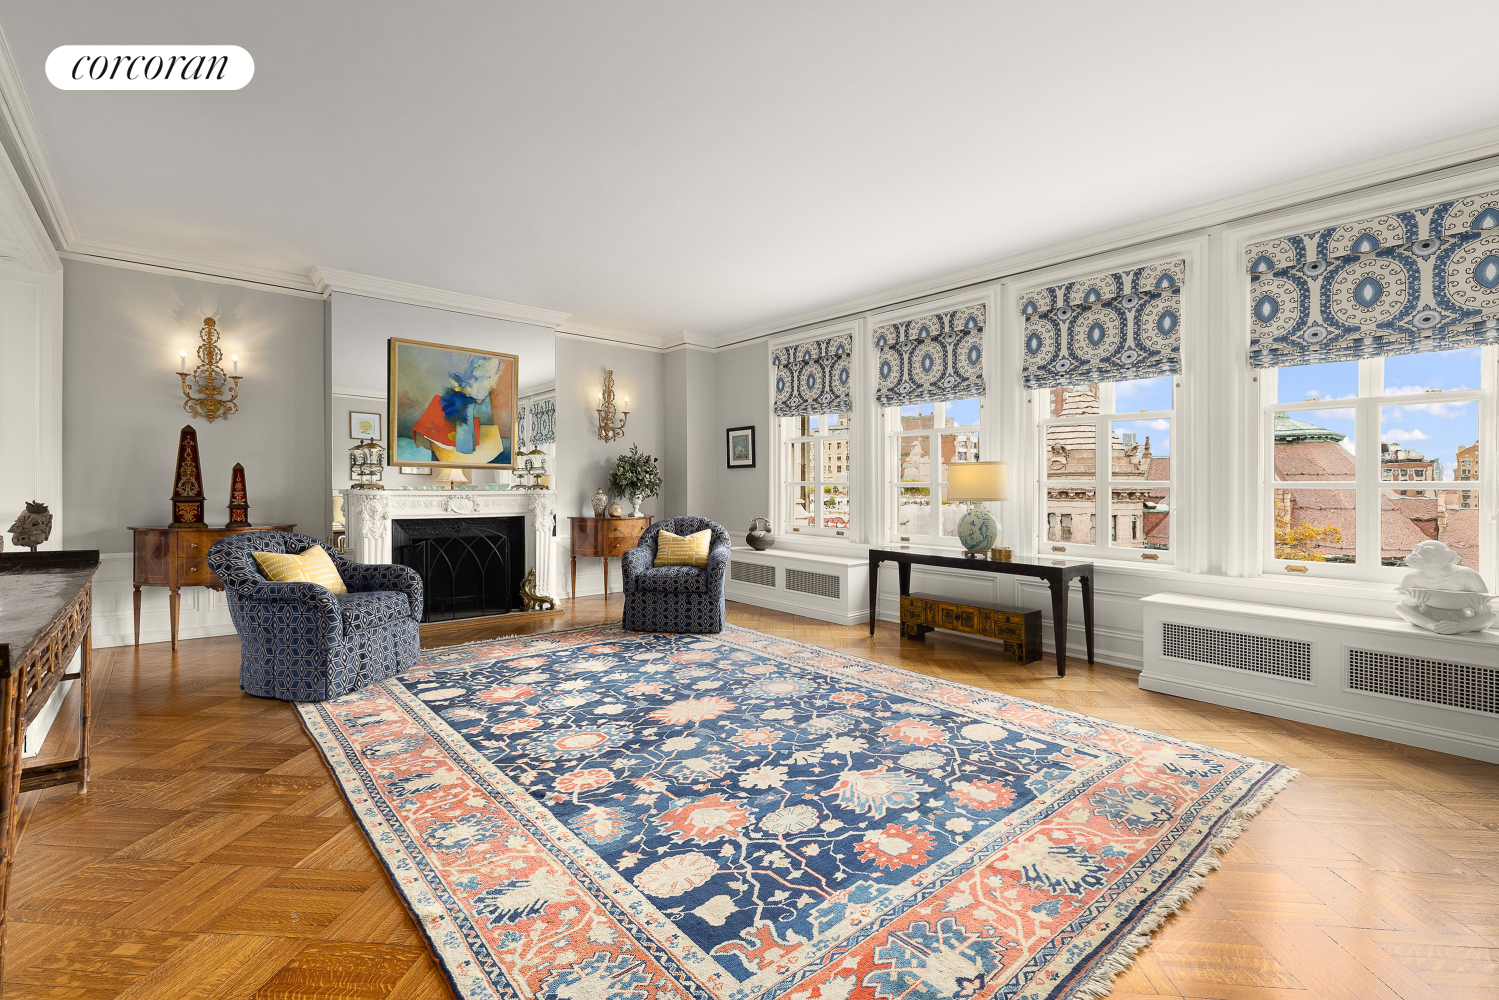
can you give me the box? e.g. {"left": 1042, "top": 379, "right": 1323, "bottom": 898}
{"left": 391, "top": 516, "right": 525, "bottom": 623}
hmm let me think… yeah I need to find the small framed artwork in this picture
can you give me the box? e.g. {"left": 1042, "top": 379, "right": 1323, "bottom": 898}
{"left": 350, "top": 411, "right": 382, "bottom": 440}
{"left": 726, "top": 425, "right": 756, "bottom": 469}
{"left": 399, "top": 465, "right": 432, "bottom": 476}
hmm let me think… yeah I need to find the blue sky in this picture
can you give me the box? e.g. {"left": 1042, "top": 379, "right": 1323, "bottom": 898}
{"left": 1276, "top": 348, "right": 1480, "bottom": 479}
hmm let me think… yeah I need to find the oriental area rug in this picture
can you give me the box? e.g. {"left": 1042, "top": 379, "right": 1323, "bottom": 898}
{"left": 298, "top": 624, "right": 1293, "bottom": 1000}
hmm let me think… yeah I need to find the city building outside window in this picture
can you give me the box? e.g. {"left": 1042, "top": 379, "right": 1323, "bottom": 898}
{"left": 1264, "top": 347, "right": 1491, "bottom": 578}
{"left": 1038, "top": 376, "right": 1175, "bottom": 562}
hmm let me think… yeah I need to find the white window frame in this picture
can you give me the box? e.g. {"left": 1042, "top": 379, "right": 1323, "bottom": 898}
{"left": 1259, "top": 348, "right": 1497, "bottom": 587}
{"left": 886, "top": 397, "right": 984, "bottom": 546}
{"left": 1035, "top": 379, "right": 1178, "bottom": 565}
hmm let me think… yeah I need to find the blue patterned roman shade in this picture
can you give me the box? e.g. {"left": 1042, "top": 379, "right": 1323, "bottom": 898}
{"left": 873, "top": 304, "right": 985, "bottom": 407}
{"left": 1246, "top": 189, "right": 1499, "bottom": 368}
{"left": 772, "top": 333, "right": 853, "bottom": 416}
{"left": 531, "top": 398, "right": 555, "bottom": 445}
{"left": 516, "top": 404, "right": 527, "bottom": 450}
{"left": 1020, "top": 260, "right": 1184, "bottom": 389}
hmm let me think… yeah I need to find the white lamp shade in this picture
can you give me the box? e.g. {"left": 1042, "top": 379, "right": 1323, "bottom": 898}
{"left": 947, "top": 461, "right": 1009, "bottom": 502}
{"left": 434, "top": 467, "right": 469, "bottom": 485}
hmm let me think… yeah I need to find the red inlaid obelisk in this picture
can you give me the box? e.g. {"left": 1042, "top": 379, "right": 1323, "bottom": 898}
{"left": 226, "top": 462, "right": 251, "bottom": 527}
{"left": 169, "top": 425, "right": 207, "bottom": 527}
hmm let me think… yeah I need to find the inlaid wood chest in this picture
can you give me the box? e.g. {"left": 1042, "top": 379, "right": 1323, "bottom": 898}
{"left": 899, "top": 591, "right": 1042, "bottom": 664}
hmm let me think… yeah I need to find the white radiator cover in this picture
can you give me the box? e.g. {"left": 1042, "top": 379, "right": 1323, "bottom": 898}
{"left": 725, "top": 546, "right": 869, "bottom": 625}
{"left": 1140, "top": 594, "right": 1499, "bottom": 764}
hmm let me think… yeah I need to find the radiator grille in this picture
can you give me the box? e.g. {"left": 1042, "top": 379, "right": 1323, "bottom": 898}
{"left": 1162, "top": 621, "right": 1312, "bottom": 681}
{"left": 1349, "top": 649, "right": 1498, "bottom": 715}
{"left": 730, "top": 561, "right": 775, "bottom": 588}
{"left": 785, "top": 568, "right": 840, "bottom": 599}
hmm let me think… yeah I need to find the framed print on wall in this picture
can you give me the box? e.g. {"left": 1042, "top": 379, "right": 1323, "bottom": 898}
{"left": 726, "top": 425, "right": 756, "bottom": 469}
{"left": 349, "top": 411, "right": 382, "bottom": 440}
{"left": 388, "top": 338, "right": 519, "bottom": 470}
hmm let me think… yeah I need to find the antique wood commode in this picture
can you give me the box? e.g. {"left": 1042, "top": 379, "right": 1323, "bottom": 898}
{"left": 0, "top": 549, "right": 99, "bottom": 966}
{"left": 900, "top": 591, "right": 1043, "bottom": 664}
{"left": 569, "top": 516, "right": 652, "bottom": 599}
{"left": 130, "top": 523, "right": 294, "bottom": 650}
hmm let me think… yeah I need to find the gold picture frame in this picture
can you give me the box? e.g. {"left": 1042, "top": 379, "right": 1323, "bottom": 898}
{"left": 387, "top": 337, "right": 519, "bottom": 471}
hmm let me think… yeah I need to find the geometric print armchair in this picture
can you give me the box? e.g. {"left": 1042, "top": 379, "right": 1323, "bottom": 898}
{"left": 207, "top": 530, "right": 423, "bottom": 701}
{"left": 620, "top": 516, "right": 731, "bottom": 634}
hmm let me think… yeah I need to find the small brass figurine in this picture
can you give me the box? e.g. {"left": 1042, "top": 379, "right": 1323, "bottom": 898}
{"left": 519, "top": 569, "right": 555, "bottom": 612}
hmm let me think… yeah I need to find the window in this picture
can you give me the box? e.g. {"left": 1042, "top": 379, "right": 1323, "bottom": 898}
{"left": 1264, "top": 348, "right": 1491, "bottom": 577}
{"left": 783, "top": 412, "right": 852, "bottom": 536}
{"left": 1039, "top": 376, "right": 1175, "bottom": 561}
{"left": 890, "top": 397, "right": 980, "bottom": 542}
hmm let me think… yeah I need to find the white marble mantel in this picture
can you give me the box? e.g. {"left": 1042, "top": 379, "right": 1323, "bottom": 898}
{"left": 339, "top": 489, "right": 557, "bottom": 596}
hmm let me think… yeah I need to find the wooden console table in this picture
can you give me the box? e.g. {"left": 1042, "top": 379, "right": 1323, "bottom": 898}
{"left": 868, "top": 548, "right": 1094, "bottom": 676}
{"left": 0, "top": 550, "right": 98, "bottom": 967}
{"left": 569, "top": 516, "right": 652, "bottom": 599}
{"left": 130, "top": 524, "right": 294, "bottom": 650}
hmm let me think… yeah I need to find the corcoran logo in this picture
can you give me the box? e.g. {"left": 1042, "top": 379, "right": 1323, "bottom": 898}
{"left": 46, "top": 45, "right": 253, "bottom": 90}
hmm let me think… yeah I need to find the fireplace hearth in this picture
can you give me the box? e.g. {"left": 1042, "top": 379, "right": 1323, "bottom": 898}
{"left": 391, "top": 516, "right": 525, "bottom": 623}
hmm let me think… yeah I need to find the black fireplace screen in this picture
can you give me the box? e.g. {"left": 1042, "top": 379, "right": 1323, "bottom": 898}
{"left": 391, "top": 516, "right": 525, "bottom": 623}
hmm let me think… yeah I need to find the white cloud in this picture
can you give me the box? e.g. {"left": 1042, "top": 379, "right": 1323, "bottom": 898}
{"left": 1383, "top": 427, "right": 1430, "bottom": 442}
{"left": 1144, "top": 419, "right": 1170, "bottom": 430}
{"left": 1340, "top": 438, "right": 1356, "bottom": 455}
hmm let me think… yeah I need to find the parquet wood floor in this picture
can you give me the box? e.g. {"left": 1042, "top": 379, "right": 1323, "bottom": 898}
{"left": 7, "top": 597, "right": 1496, "bottom": 999}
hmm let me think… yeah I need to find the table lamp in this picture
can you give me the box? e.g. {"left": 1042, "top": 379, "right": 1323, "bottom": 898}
{"left": 434, "top": 467, "right": 469, "bottom": 490}
{"left": 947, "top": 461, "right": 1009, "bottom": 558}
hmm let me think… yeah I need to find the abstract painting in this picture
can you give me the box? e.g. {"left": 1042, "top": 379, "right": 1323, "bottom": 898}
{"left": 388, "top": 338, "right": 518, "bottom": 470}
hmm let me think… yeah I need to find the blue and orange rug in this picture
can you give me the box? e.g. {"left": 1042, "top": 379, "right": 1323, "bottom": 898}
{"left": 299, "top": 624, "right": 1293, "bottom": 1000}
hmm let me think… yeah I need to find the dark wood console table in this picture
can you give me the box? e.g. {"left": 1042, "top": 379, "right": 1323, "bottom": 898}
{"left": 868, "top": 548, "right": 1094, "bottom": 676}
{"left": 0, "top": 550, "right": 99, "bottom": 967}
{"left": 130, "top": 524, "right": 294, "bottom": 650}
{"left": 569, "top": 517, "right": 652, "bottom": 599}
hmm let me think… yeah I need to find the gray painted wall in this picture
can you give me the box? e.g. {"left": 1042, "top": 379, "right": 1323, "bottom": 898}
{"left": 711, "top": 340, "right": 770, "bottom": 536}
{"left": 554, "top": 335, "right": 665, "bottom": 595}
{"left": 660, "top": 349, "right": 716, "bottom": 517}
{"left": 61, "top": 259, "right": 327, "bottom": 552}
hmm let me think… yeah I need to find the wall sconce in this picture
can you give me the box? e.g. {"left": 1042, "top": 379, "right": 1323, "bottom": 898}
{"left": 596, "top": 369, "right": 630, "bottom": 442}
{"left": 177, "top": 317, "right": 242, "bottom": 423}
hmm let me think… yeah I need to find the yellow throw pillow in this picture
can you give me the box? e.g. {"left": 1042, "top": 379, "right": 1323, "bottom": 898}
{"left": 253, "top": 547, "right": 348, "bottom": 594}
{"left": 654, "top": 528, "right": 712, "bottom": 568}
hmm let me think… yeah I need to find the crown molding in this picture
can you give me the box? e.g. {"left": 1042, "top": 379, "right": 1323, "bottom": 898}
{"left": 312, "top": 266, "right": 571, "bottom": 328}
{"left": 661, "top": 330, "right": 715, "bottom": 353}
{"left": 556, "top": 319, "right": 667, "bottom": 350}
{"left": 0, "top": 25, "right": 70, "bottom": 265}
{"left": 714, "top": 123, "right": 1499, "bottom": 350}
{"left": 61, "top": 237, "right": 320, "bottom": 293}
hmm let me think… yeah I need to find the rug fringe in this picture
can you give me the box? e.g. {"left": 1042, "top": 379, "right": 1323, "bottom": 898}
{"left": 1068, "top": 766, "right": 1298, "bottom": 1000}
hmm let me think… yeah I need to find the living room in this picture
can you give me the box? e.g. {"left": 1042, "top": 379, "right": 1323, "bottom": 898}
{"left": 0, "top": 4, "right": 1494, "bottom": 999}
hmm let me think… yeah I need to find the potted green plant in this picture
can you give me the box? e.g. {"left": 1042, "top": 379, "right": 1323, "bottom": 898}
{"left": 607, "top": 444, "right": 662, "bottom": 517}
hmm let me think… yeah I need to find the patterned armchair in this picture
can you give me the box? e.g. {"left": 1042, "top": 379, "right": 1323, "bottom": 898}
{"left": 208, "top": 531, "right": 423, "bottom": 701}
{"left": 620, "top": 516, "right": 731, "bottom": 633}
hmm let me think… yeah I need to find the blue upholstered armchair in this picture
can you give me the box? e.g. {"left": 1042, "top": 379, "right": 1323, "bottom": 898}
{"left": 207, "top": 531, "right": 423, "bottom": 701}
{"left": 620, "top": 516, "right": 731, "bottom": 633}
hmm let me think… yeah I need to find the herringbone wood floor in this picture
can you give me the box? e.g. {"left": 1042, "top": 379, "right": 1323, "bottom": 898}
{"left": 6, "top": 597, "right": 1497, "bottom": 999}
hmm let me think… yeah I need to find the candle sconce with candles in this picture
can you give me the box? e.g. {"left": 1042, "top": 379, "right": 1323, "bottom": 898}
{"left": 176, "top": 317, "right": 242, "bottom": 423}
{"left": 596, "top": 369, "right": 629, "bottom": 442}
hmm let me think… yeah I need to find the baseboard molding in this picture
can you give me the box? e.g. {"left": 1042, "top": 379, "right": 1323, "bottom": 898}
{"left": 1139, "top": 671, "right": 1499, "bottom": 765}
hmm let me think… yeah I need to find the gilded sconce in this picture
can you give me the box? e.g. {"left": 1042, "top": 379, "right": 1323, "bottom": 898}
{"left": 177, "top": 317, "right": 242, "bottom": 422}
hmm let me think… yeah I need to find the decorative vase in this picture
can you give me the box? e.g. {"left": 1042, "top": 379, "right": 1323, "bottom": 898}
{"left": 957, "top": 506, "right": 999, "bottom": 557}
{"left": 607, "top": 501, "right": 624, "bottom": 518}
{"left": 629, "top": 494, "right": 644, "bottom": 517}
{"left": 747, "top": 516, "right": 775, "bottom": 550}
{"left": 591, "top": 488, "right": 608, "bottom": 517}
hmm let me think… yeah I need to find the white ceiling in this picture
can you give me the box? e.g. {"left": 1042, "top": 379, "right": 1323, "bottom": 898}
{"left": 3, "top": 2, "right": 1498, "bottom": 338}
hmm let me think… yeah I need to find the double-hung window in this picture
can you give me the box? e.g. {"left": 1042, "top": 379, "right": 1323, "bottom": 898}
{"left": 772, "top": 331, "right": 855, "bottom": 538}
{"left": 871, "top": 301, "right": 988, "bottom": 546}
{"left": 1247, "top": 189, "right": 1499, "bottom": 584}
{"left": 891, "top": 397, "right": 981, "bottom": 542}
{"left": 1261, "top": 349, "right": 1492, "bottom": 578}
{"left": 1039, "top": 377, "right": 1176, "bottom": 559}
{"left": 1021, "top": 258, "right": 1186, "bottom": 563}
{"left": 784, "top": 412, "right": 852, "bottom": 535}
